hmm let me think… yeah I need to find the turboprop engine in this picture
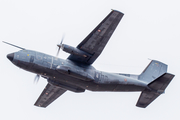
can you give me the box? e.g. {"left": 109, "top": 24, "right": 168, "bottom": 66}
{"left": 58, "top": 44, "right": 91, "bottom": 58}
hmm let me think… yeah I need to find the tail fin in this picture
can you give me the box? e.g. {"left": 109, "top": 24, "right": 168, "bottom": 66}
{"left": 138, "top": 60, "right": 168, "bottom": 83}
{"left": 136, "top": 73, "right": 175, "bottom": 108}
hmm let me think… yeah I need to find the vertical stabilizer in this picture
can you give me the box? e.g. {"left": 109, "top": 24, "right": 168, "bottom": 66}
{"left": 138, "top": 60, "right": 167, "bottom": 83}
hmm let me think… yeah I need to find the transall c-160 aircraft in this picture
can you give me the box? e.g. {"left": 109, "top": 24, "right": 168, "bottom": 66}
{"left": 4, "top": 10, "right": 175, "bottom": 108}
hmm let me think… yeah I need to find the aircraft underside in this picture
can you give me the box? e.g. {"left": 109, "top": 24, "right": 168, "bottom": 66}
{"left": 4, "top": 10, "right": 175, "bottom": 108}
{"left": 48, "top": 75, "right": 146, "bottom": 92}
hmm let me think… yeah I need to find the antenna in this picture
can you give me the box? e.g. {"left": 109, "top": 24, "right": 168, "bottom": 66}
{"left": 2, "top": 41, "right": 25, "bottom": 50}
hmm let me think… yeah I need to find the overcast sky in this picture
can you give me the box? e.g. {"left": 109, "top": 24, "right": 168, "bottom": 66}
{"left": 1, "top": 0, "right": 180, "bottom": 120}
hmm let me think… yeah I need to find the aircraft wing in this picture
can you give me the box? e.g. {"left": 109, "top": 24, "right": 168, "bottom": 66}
{"left": 34, "top": 83, "right": 66, "bottom": 108}
{"left": 68, "top": 10, "right": 124, "bottom": 65}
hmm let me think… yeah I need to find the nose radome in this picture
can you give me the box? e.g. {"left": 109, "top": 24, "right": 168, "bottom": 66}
{"left": 7, "top": 53, "right": 14, "bottom": 61}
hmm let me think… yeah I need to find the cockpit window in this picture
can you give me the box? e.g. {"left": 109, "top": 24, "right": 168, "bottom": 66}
{"left": 22, "top": 50, "right": 27, "bottom": 52}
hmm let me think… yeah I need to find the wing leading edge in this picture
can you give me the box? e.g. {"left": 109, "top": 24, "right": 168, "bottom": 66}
{"left": 68, "top": 10, "right": 124, "bottom": 65}
{"left": 34, "top": 83, "right": 66, "bottom": 108}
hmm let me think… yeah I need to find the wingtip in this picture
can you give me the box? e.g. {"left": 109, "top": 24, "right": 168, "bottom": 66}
{"left": 136, "top": 103, "right": 147, "bottom": 108}
{"left": 111, "top": 9, "right": 124, "bottom": 15}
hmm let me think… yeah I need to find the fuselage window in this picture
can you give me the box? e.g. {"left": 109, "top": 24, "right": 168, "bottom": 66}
{"left": 36, "top": 53, "right": 43, "bottom": 60}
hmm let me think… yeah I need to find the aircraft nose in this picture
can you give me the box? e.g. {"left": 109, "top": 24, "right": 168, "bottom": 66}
{"left": 7, "top": 53, "right": 14, "bottom": 61}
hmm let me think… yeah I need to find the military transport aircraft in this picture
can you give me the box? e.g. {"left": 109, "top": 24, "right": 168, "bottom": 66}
{"left": 4, "top": 10, "right": 174, "bottom": 108}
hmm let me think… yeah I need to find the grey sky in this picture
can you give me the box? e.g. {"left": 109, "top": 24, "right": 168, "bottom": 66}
{"left": 0, "top": 0, "right": 180, "bottom": 120}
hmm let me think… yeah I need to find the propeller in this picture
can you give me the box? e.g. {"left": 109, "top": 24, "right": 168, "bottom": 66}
{"left": 33, "top": 34, "right": 65, "bottom": 84}
{"left": 56, "top": 34, "right": 65, "bottom": 57}
{"left": 34, "top": 74, "right": 40, "bottom": 84}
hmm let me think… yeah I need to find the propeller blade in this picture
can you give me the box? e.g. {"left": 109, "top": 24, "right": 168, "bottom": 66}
{"left": 56, "top": 47, "right": 60, "bottom": 57}
{"left": 56, "top": 34, "right": 65, "bottom": 57}
{"left": 34, "top": 74, "right": 40, "bottom": 84}
{"left": 60, "top": 34, "right": 65, "bottom": 45}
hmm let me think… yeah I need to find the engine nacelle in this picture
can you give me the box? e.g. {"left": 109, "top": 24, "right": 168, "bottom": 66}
{"left": 62, "top": 44, "right": 91, "bottom": 58}
{"left": 56, "top": 65, "right": 94, "bottom": 81}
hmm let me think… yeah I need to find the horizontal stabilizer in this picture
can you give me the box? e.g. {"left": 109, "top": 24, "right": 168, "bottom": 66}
{"left": 136, "top": 89, "right": 160, "bottom": 108}
{"left": 136, "top": 73, "right": 174, "bottom": 108}
{"left": 148, "top": 73, "right": 174, "bottom": 92}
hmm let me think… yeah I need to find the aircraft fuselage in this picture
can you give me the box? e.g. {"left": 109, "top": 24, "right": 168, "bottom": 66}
{"left": 8, "top": 50, "right": 147, "bottom": 92}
